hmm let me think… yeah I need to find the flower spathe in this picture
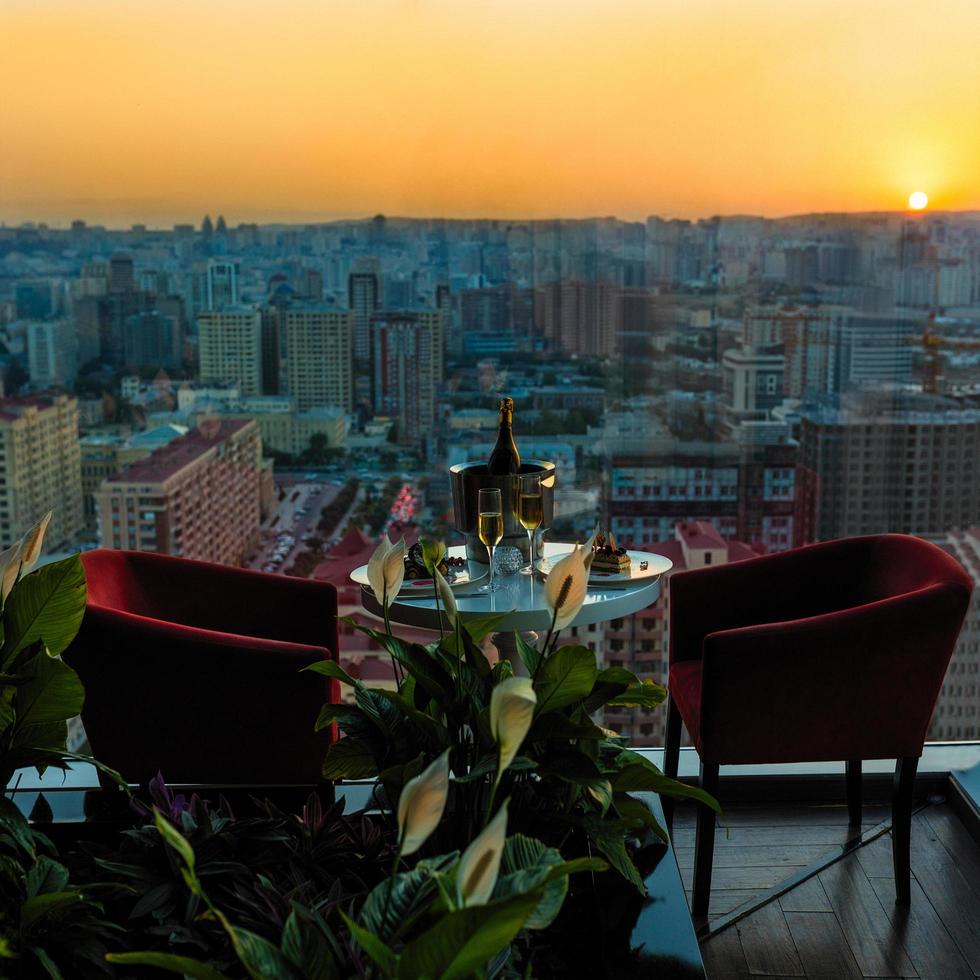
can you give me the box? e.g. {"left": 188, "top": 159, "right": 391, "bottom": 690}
{"left": 367, "top": 534, "right": 406, "bottom": 608}
{"left": 434, "top": 567, "right": 458, "bottom": 627}
{"left": 490, "top": 677, "right": 536, "bottom": 774}
{"left": 457, "top": 799, "right": 509, "bottom": 907}
{"left": 543, "top": 545, "right": 589, "bottom": 631}
{"left": 20, "top": 511, "right": 52, "bottom": 574}
{"left": 397, "top": 749, "right": 451, "bottom": 856}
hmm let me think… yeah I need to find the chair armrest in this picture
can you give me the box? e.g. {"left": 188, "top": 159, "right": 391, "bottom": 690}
{"left": 696, "top": 583, "right": 970, "bottom": 764}
{"left": 668, "top": 537, "right": 875, "bottom": 665}
{"left": 122, "top": 554, "right": 338, "bottom": 653}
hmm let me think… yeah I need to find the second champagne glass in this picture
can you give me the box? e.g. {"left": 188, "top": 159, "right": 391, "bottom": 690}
{"left": 517, "top": 472, "right": 543, "bottom": 575}
{"left": 477, "top": 487, "right": 503, "bottom": 593}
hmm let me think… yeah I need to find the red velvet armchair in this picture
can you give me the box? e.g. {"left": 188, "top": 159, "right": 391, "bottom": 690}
{"left": 64, "top": 550, "right": 340, "bottom": 787}
{"left": 662, "top": 534, "right": 973, "bottom": 917}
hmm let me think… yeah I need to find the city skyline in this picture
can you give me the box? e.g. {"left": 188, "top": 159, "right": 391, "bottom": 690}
{"left": 3, "top": 0, "right": 980, "bottom": 226}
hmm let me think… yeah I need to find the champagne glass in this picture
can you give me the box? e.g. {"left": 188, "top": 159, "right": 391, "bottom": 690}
{"left": 517, "top": 473, "right": 543, "bottom": 576}
{"left": 477, "top": 487, "right": 503, "bottom": 593}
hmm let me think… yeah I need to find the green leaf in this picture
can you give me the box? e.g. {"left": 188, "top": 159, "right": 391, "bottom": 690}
{"left": 611, "top": 762, "right": 721, "bottom": 812}
{"left": 20, "top": 890, "right": 86, "bottom": 931}
{"left": 153, "top": 808, "right": 197, "bottom": 878}
{"left": 533, "top": 645, "right": 597, "bottom": 715}
{"left": 0, "top": 795, "right": 36, "bottom": 858}
{"left": 496, "top": 835, "right": 573, "bottom": 931}
{"left": 320, "top": 738, "right": 378, "bottom": 780}
{"left": 526, "top": 712, "right": 606, "bottom": 742}
{"left": 228, "top": 926, "right": 302, "bottom": 980}
{"left": 490, "top": 658, "right": 513, "bottom": 684}
{"left": 10, "top": 649, "right": 83, "bottom": 748}
{"left": 373, "top": 689, "right": 449, "bottom": 748}
{"left": 106, "top": 952, "right": 232, "bottom": 980}
{"left": 606, "top": 679, "right": 668, "bottom": 709}
{"left": 302, "top": 660, "right": 360, "bottom": 687}
{"left": 579, "top": 816, "right": 647, "bottom": 894}
{"left": 314, "top": 702, "right": 364, "bottom": 732}
{"left": 281, "top": 907, "right": 340, "bottom": 980}
{"left": 585, "top": 778, "right": 614, "bottom": 815}
{"left": 3, "top": 555, "right": 86, "bottom": 660}
{"left": 359, "top": 856, "right": 454, "bottom": 942}
{"left": 614, "top": 793, "right": 668, "bottom": 844}
{"left": 462, "top": 611, "right": 511, "bottom": 644}
{"left": 398, "top": 890, "right": 543, "bottom": 980}
{"left": 515, "top": 632, "right": 541, "bottom": 675}
{"left": 581, "top": 666, "right": 636, "bottom": 712}
{"left": 341, "top": 911, "right": 399, "bottom": 977}
{"left": 25, "top": 855, "right": 69, "bottom": 897}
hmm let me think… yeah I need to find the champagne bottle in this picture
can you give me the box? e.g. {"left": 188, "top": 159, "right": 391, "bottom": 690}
{"left": 487, "top": 397, "right": 521, "bottom": 474}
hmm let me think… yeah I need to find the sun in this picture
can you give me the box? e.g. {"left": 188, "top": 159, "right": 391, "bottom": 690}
{"left": 908, "top": 191, "right": 929, "bottom": 211}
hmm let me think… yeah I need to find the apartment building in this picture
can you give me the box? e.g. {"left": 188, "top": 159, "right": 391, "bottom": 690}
{"left": 0, "top": 393, "right": 84, "bottom": 552}
{"left": 96, "top": 418, "right": 262, "bottom": 565}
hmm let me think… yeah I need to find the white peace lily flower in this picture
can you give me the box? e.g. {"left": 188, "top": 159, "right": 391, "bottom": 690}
{"left": 19, "top": 511, "right": 52, "bottom": 573}
{"left": 434, "top": 567, "right": 457, "bottom": 627}
{"left": 366, "top": 534, "right": 394, "bottom": 604}
{"left": 543, "top": 545, "right": 589, "bottom": 630}
{"left": 457, "top": 799, "right": 509, "bottom": 907}
{"left": 490, "top": 677, "right": 536, "bottom": 774}
{"left": 383, "top": 538, "right": 406, "bottom": 602}
{"left": 397, "top": 749, "right": 451, "bottom": 856}
{"left": 0, "top": 541, "right": 22, "bottom": 604}
{"left": 582, "top": 526, "right": 600, "bottom": 573}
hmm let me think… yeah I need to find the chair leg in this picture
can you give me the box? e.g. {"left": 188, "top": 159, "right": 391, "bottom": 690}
{"left": 691, "top": 761, "right": 719, "bottom": 919}
{"left": 846, "top": 759, "right": 862, "bottom": 827}
{"left": 892, "top": 756, "right": 918, "bottom": 906}
{"left": 662, "top": 692, "right": 682, "bottom": 834}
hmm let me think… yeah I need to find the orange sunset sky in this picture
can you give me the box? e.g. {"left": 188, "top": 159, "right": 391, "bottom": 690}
{"left": 2, "top": 0, "right": 979, "bottom": 227}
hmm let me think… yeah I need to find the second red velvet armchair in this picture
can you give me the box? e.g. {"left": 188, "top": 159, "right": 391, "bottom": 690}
{"left": 663, "top": 534, "right": 973, "bottom": 917}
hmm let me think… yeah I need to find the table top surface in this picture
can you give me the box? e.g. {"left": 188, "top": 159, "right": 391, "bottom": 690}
{"left": 360, "top": 542, "right": 663, "bottom": 633}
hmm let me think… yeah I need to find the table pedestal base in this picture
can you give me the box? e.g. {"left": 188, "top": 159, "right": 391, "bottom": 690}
{"left": 491, "top": 630, "right": 538, "bottom": 676}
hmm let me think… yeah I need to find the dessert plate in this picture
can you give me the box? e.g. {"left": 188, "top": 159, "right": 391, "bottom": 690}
{"left": 351, "top": 563, "right": 487, "bottom": 596}
{"left": 533, "top": 550, "right": 673, "bottom": 589}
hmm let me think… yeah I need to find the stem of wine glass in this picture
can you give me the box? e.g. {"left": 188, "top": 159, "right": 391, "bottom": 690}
{"left": 489, "top": 544, "right": 495, "bottom": 589}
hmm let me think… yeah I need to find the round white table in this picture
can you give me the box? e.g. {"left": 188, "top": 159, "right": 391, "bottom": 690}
{"left": 358, "top": 543, "right": 665, "bottom": 671}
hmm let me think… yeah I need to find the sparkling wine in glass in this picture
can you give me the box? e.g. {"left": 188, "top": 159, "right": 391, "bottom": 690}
{"left": 477, "top": 487, "right": 503, "bottom": 593}
{"left": 517, "top": 473, "right": 543, "bottom": 576}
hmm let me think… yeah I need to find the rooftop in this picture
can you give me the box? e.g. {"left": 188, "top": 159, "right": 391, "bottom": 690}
{"left": 106, "top": 417, "right": 254, "bottom": 485}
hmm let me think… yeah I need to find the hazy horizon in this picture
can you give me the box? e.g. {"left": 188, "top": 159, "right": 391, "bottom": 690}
{"left": 6, "top": 205, "right": 980, "bottom": 233}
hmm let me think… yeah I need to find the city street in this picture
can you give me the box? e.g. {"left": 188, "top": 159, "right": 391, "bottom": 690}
{"left": 249, "top": 478, "right": 356, "bottom": 573}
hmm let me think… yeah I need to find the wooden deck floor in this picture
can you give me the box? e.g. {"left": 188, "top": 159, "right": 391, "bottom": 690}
{"left": 670, "top": 800, "right": 980, "bottom": 979}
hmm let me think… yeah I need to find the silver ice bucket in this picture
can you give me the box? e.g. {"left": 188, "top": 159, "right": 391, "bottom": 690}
{"left": 450, "top": 459, "right": 557, "bottom": 564}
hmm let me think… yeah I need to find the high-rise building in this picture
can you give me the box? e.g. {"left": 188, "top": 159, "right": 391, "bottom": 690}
{"left": 124, "top": 311, "right": 181, "bottom": 370}
{"left": 795, "top": 395, "right": 980, "bottom": 544}
{"left": 720, "top": 347, "right": 785, "bottom": 431}
{"left": 348, "top": 260, "right": 381, "bottom": 360}
{"left": 27, "top": 320, "right": 79, "bottom": 387}
{"left": 931, "top": 527, "right": 980, "bottom": 741}
{"left": 285, "top": 308, "right": 353, "bottom": 411}
{"left": 605, "top": 433, "right": 797, "bottom": 552}
{"left": 197, "top": 308, "right": 263, "bottom": 396}
{"left": 0, "top": 393, "right": 83, "bottom": 552}
{"left": 108, "top": 254, "right": 135, "bottom": 294}
{"left": 15, "top": 280, "right": 56, "bottom": 319}
{"left": 191, "top": 260, "right": 240, "bottom": 312}
{"left": 372, "top": 311, "right": 444, "bottom": 444}
{"left": 96, "top": 418, "right": 262, "bottom": 565}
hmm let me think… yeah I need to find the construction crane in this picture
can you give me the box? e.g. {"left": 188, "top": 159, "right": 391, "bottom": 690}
{"left": 909, "top": 310, "right": 980, "bottom": 394}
